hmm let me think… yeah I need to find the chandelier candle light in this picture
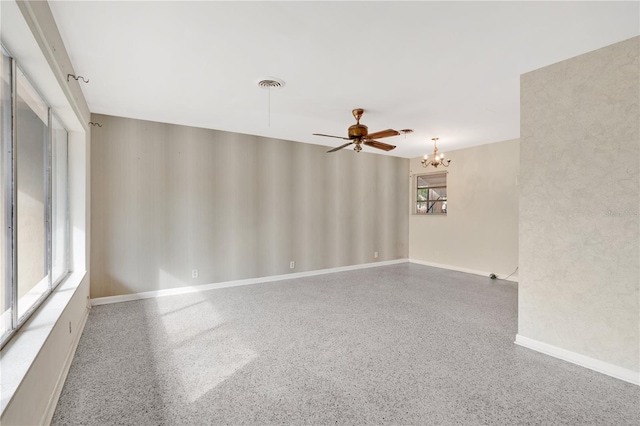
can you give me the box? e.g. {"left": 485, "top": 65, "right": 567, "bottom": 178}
{"left": 421, "top": 137, "right": 451, "bottom": 168}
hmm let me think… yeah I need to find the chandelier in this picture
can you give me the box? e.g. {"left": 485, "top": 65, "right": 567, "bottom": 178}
{"left": 421, "top": 137, "right": 451, "bottom": 168}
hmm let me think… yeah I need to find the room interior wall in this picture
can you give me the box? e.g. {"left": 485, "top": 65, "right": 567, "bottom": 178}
{"left": 90, "top": 114, "right": 409, "bottom": 298}
{"left": 518, "top": 36, "right": 639, "bottom": 375}
{"left": 408, "top": 139, "right": 519, "bottom": 278}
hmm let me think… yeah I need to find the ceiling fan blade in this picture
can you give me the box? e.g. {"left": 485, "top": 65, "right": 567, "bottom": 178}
{"left": 313, "top": 133, "right": 351, "bottom": 140}
{"left": 363, "top": 140, "right": 396, "bottom": 151}
{"left": 365, "top": 129, "right": 400, "bottom": 140}
{"left": 327, "top": 141, "right": 354, "bottom": 153}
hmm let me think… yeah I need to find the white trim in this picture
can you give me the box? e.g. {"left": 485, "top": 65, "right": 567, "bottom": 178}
{"left": 41, "top": 305, "right": 89, "bottom": 426}
{"left": 15, "top": 0, "right": 90, "bottom": 130}
{"left": 91, "top": 259, "right": 410, "bottom": 306}
{"left": 515, "top": 334, "right": 639, "bottom": 386}
{"left": 409, "top": 259, "right": 519, "bottom": 283}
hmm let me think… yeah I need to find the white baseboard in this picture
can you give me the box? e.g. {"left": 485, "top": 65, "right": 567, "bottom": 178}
{"left": 515, "top": 334, "right": 639, "bottom": 386}
{"left": 41, "top": 305, "right": 90, "bottom": 425}
{"left": 91, "top": 259, "right": 410, "bottom": 306}
{"left": 409, "top": 259, "right": 518, "bottom": 283}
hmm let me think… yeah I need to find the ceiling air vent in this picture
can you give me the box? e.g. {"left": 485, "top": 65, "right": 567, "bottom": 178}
{"left": 257, "top": 77, "right": 285, "bottom": 88}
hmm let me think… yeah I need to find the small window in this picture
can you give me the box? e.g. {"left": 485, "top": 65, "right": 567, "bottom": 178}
{"left": 416, "top": 172, "right": 447, "bottom": 215}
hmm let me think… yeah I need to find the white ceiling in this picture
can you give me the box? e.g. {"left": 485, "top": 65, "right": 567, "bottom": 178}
{"left": 49, "top": 1, "right": 639, "bottom": 158}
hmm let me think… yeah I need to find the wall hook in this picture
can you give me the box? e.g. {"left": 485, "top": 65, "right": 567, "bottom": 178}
{"left": 67, "top": 74, "right": 89, "bottom": 83}
{"left": 88, "top": 122, "right": 102, "bottom": 127}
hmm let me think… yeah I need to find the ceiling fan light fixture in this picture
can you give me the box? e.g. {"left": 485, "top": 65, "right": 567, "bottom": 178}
{"left": 314, "top": 109, "right": 400, "bottom": 153}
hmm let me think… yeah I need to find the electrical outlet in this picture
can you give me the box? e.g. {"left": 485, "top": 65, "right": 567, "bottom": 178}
{"left": 374, "top": 251, "right": 379, "bottom": 259}
{"left": 192, "top": 269, "right": 199, "bottom": 278}
{"left": 290, "top": 261, "right": 295, "bottom": 269}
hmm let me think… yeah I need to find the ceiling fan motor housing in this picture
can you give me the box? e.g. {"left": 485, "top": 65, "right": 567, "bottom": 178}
{"left": 348, "top": 123, "right": 368, "bottom": 139}
{"left": 348, "top": 108, "right": 368, "bottom": 139}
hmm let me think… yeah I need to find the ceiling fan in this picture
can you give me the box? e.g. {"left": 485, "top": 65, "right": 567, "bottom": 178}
{"left": 313, "top": 108, "right": 400, "bottom": 153}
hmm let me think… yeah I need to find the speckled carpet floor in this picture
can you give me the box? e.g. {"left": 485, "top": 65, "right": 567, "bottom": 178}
{"left": 52, "top": 264, "right": 639, "bottom": 425}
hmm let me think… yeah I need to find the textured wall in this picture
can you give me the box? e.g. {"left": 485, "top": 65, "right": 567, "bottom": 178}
{"left": 90, "top": 114, "right": 409, "bottom": 298}
{"left": 519, "top": 37, "right": 639, "bottom": 371}
{"left": 409, "top": 139, "right": 519, "bottom": 276}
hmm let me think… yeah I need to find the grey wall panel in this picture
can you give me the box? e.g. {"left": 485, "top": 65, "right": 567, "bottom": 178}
{"left": 90, "top": 114, "right": 409, "bottom": 298}
{"left": 519, "top": 36, "right": 639, "bottom": 372}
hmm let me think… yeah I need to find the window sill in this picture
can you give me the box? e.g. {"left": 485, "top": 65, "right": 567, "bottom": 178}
{"left": 16, "top": 276, "right": 49, "bottom": 319}
{"left": 0, "top": 270, "right": 86, "bottom": 415}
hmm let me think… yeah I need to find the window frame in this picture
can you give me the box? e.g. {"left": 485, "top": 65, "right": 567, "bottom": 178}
{"left": 0, "top": 46, "right": 70, "bottom": 349}
{"left": 414, "top": 171, "right": 448, "bottom": 216}
{"left": 51, "top": 114, "right": 70, "bottom": 288}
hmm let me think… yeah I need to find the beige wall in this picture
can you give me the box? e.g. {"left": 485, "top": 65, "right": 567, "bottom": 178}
{"left": 409, "top": 139, "right": 519, "bottom": 277}
{"left": 90, "top": 114, "right": 409, "bottom": 298}
{"left": 519, "top": 36, "right": 639, "bottom": 372}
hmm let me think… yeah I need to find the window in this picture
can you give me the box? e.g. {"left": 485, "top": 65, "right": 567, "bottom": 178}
{"left": 0, "top": 47, "right": 70, "bottom": 348}
{"left": 1, "top": 49, "right": 10, "bottom": 338}
{"left": 416, "top": 172, "right": 447, "bottom": 215}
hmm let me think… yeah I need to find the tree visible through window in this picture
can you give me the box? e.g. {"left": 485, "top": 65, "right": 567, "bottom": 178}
{"left": 416, "top": 173, "right": 447, "bottom": 214}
